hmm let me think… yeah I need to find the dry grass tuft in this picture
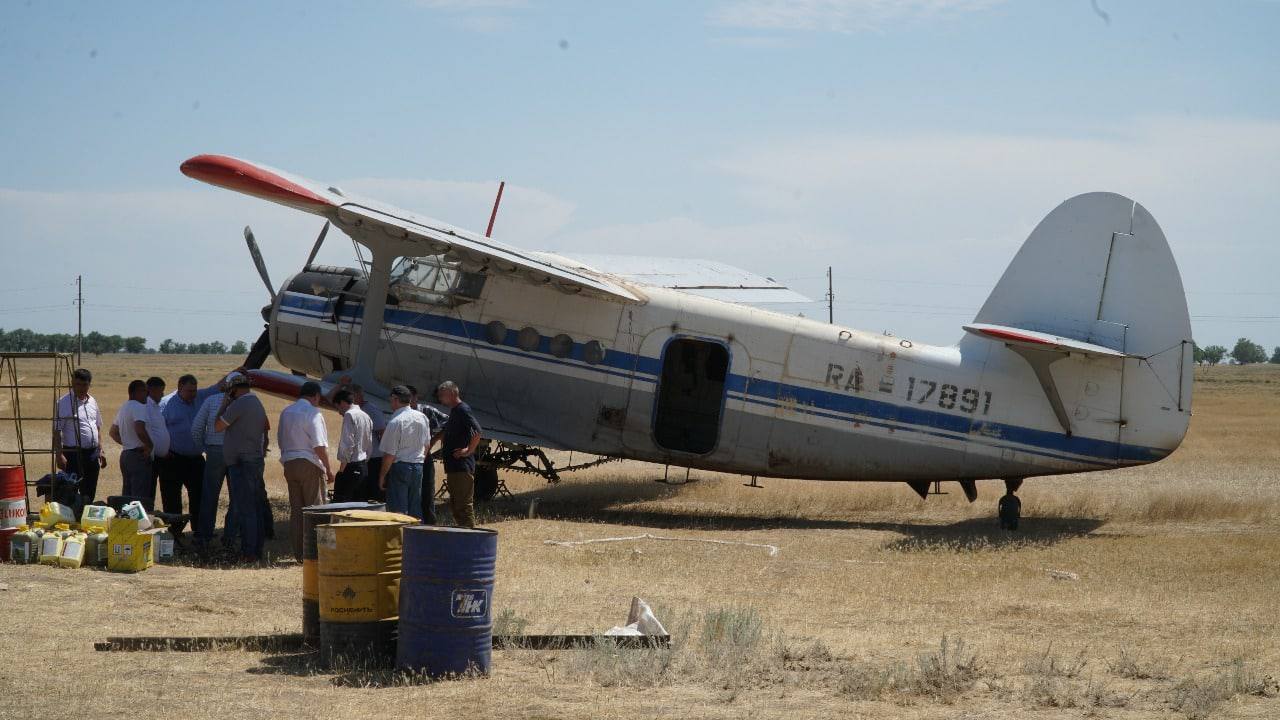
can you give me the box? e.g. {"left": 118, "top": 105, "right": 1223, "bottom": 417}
{"left": 1170, "top": 659, "right": 1279, "bottom": 719}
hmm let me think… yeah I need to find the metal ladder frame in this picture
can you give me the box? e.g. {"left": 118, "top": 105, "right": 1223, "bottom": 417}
{"left": 0, "top": 353, "right": 79, "bottom": 511}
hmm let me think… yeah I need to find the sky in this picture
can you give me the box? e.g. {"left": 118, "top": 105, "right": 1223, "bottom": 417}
{"left": 1, "top": 0, "right": 1277, "bottom": 352}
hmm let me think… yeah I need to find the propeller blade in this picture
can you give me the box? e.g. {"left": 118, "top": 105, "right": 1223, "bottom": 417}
{"left": 303, "top": 221, "right": 330, "bottom": 271}
{"left": 244, "top": 327, "right": 272, "bottom": 370}
{"left": 243, "top": 226, "right": 275, "bottom": 300}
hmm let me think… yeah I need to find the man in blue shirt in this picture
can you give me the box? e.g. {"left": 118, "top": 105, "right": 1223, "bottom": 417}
{"left": 159, "top": 373, "right": 223, "bottom": 538}
{"left": 435, "top": 380, "right": 482, "bottom": 528}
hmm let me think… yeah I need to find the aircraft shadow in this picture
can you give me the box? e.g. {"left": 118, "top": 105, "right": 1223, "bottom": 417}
{"left": 481, "top": 481, "right": 1105, "bottom": 551}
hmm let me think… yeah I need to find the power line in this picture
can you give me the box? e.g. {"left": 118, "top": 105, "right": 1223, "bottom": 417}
{"left": 84, "top": 304, "right": 258, "bottom": 317}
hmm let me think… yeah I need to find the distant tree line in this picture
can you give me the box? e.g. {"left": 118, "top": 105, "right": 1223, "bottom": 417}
{"left": 0, "top": 328, "right": 248, "bottom": 356}
{"left": 157, "top": 338, "right": 249, "bottom": 355}
{"left": 1193, "top": 339, "right": 1280, "bottom": 365}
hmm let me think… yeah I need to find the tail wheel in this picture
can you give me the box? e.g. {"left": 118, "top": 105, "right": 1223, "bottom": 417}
{"left": 474, "top": 465, "right": 499, "bottom": 503}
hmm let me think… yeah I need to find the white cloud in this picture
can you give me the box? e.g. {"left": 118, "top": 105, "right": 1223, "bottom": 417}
{"left": 0, "top": 174, "right": 575, "bottom": 344}
{"left": 2, "top": 116, "right": 1275, "bottom": 349}
{"left": 409, "top": 0, "right": 527, "bottom": 32}
{"left": 710, "top": 0, "right": 1005, "bottom": 33}
{"left": 709, "top": 116, "right": 1280, "bottom": 342}
{"left": 338, "top": 177, "right": 575, "bottom": 247}
{"left": 411, "top": 0, "right": 526, "bottom": 8}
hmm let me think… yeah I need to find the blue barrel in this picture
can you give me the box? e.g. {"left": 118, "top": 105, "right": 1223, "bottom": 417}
{"left": 397, "top": 526, "right": 497, "bottom": 678}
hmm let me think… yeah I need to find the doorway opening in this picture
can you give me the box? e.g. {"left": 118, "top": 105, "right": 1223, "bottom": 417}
{"left": 653, "top": 338, "right": 729, "bottom": 454}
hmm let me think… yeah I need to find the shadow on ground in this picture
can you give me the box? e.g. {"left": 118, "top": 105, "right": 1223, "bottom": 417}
{"left": 480, "top": 479, "right": 1106, "bottom": 551}
{"left": 248, "top": 651, "right": 471, "bottom": 688}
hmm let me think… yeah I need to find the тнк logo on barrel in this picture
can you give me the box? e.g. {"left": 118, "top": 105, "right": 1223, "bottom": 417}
{"left": 451, "top": 588, "right": 489, "bottom": 619}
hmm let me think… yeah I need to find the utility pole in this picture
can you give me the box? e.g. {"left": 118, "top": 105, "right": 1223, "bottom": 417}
{"left": 825, "top": 266, "right": 834, "bottom": 324}
{"left": 75, "top": 275, "right": 83, "bottom": 366}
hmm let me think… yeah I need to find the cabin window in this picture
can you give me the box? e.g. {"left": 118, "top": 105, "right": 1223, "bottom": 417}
{"left": 390, "top": 255, "right": 486, "bottom": 306}
{"left": 653, "top": 338, "right": 728, "bottom": 455}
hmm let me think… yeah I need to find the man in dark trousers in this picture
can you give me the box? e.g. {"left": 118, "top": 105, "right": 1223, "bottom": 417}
{"left": 409, "top": 384, "right": 448, "bottom": 523}
{"left": 998, "top": 487, "right": 1022, "bottom": 531}
{"left": 435, "top": 380, "right": 482, "bottom": 528}
{"left": 215, "top": 375, "right": 271, "bottom": 562}
{"left": 53, "top": 368, "right": 107, "bottom": 503}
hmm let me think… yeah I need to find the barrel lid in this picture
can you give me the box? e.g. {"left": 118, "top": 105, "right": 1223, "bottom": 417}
{"left": 403, "top": 525, "right": 496, "bottom": 536}
{"left": 316, "top": 520, "right": 406, "bottom": 529}
{"left": 303, "top": 501, "right": 383, "bottom": 514}
{"left": 330, "top": 510, "right": 417, "bottom": 524}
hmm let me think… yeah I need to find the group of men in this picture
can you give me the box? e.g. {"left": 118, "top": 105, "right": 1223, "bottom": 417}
{"left": 53, "top": 366, "right": 483, "bottom": 564}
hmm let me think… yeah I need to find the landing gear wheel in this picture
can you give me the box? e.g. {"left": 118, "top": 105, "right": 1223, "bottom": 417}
{"left": 474, "top": 465, "right": 499, "bottom": 503}
{"left": 998, "top": 478, "right": 1023, "bottom": 531}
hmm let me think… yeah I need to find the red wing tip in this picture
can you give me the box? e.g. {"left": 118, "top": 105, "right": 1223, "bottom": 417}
{"left": 180, "top": 154, "right": 333, "bottom": 209}
{"left": 978, "top": 327, "right": 1052, "bottom": 345}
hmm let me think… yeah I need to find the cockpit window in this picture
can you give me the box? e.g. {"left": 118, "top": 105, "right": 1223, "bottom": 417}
{"left": 389, "top": 255, "right": 486, "bottom": 306}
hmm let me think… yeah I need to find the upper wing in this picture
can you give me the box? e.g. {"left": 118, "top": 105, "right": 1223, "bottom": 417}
{"left": 538, "top": 253, "right": 811, "bottom": 305}
{"left": 180, "top": 154, "right": 639, "bottom": 303}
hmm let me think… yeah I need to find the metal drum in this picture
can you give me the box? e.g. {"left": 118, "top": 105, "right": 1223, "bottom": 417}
{"left": 1, "top": 466, "right": 27, "bottom": 530}
{"left": 301, "top": 501, "right": 384, "bottom": 647}
{"left": 316, "top": 519, "right": 409, "bottom": 669}
{"left": 397, "top": 526, "right": 498, "bottom": 678}
{"left": 0, "top": 527, "right": 15, "bottom": 561}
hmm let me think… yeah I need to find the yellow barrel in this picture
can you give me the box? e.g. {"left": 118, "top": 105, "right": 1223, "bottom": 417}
{"left": 316, "top": 519, "right": 412, "bottom": 669}
{"left": 316, "top": 520, "right": 404, "bottom": 579}
{"left": 329, "top": 509, "right": 419, "bottom": 525}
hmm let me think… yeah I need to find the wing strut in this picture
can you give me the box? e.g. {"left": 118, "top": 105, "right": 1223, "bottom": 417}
{"left": 1008, "top": 347, "right": 1072, "bottom": 437}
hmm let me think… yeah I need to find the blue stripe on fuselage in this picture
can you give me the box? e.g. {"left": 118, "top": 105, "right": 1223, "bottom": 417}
{"left": 277, "top": 294, "right": 1168, "bottom": 465}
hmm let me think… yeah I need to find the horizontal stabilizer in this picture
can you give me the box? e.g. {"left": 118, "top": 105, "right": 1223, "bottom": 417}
{"left": 546, "top": 254, "right": 811, "bottom": 305}
{"left": 962, "top": 323, "right": 1135, "bottom": 358}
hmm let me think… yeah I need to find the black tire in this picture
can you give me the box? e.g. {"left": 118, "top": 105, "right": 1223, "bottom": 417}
{"left": 474, "top": 465, "right": 499, "bottom": 503}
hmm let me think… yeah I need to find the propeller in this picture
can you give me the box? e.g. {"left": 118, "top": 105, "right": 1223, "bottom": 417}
{"left": 239, "top": 221, "right": 331, "bottom": 370}
{"left": 304, "top": 221, "right": 330, "bottom": 270}
{"left": 245, "top": 326, "right": 272, "bottom": 370}
{"left": 243, "top": 226, "right": 275, "bottom": 301}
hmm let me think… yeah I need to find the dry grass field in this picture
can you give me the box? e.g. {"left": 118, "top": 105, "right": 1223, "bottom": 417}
{"left": 1, "top": 354, "right": 1278, "bottom": 719}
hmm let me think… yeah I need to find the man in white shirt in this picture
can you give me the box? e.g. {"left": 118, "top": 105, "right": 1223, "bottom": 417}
{"left": 278, "top": 381, "right": 333, "bottom": 560}
{"left": 377, "top": 385, "right": 429, "bottom": 519}
{"left": 109, "top": 380, "right": 155, "bottom": 503}
{"left": 332, "top": 389, "right": 373, "bottom": 502}
{"left": 53, "top": 367, "right": 107, "bottom": 502}
{"left": 142, "top": 376, "right": 171, "bottom": 507}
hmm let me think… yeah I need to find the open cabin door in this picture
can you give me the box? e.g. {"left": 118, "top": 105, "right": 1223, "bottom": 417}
{"left": 652, "top": 338, "right": 730, "bottom": 455}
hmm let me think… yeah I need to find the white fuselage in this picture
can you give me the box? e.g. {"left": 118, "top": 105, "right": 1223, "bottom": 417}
{"left": 270, "top": 270, "right": 1188, "bottom": 482}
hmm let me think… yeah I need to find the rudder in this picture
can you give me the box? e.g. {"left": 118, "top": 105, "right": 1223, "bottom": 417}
{"left": 974, "top": 192, "right": 1193, "bottom": 460}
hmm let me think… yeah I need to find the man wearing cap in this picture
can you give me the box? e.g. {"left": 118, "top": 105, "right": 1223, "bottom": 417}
{"left": 194, "top": 371, "right": 253, "bottom": 551}
{"left": 378, "top": 385, "right": 429, "bottom": 519}
{"left": 436, "top": 380, "right": 483, "bottom": 528}
{"left": 278, "top": 381, "right": 333, "bottom": 560}
{"left": 216, "top": 374, "right": 270, "bottom": 562}
{"left": 53, "top": 368, "right": 107, "bottom": 503}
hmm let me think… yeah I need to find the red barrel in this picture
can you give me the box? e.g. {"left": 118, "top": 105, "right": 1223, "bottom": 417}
{"left": 0, "top": 527, "right": 14, "bottom": 561}
{"left": 0, "top": 466, "right": 26, "bottom": 531}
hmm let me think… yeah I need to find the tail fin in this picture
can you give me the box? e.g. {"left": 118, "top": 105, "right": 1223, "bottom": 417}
{"left": 974, "top": 192, "right": 1193, "bottom": 460}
